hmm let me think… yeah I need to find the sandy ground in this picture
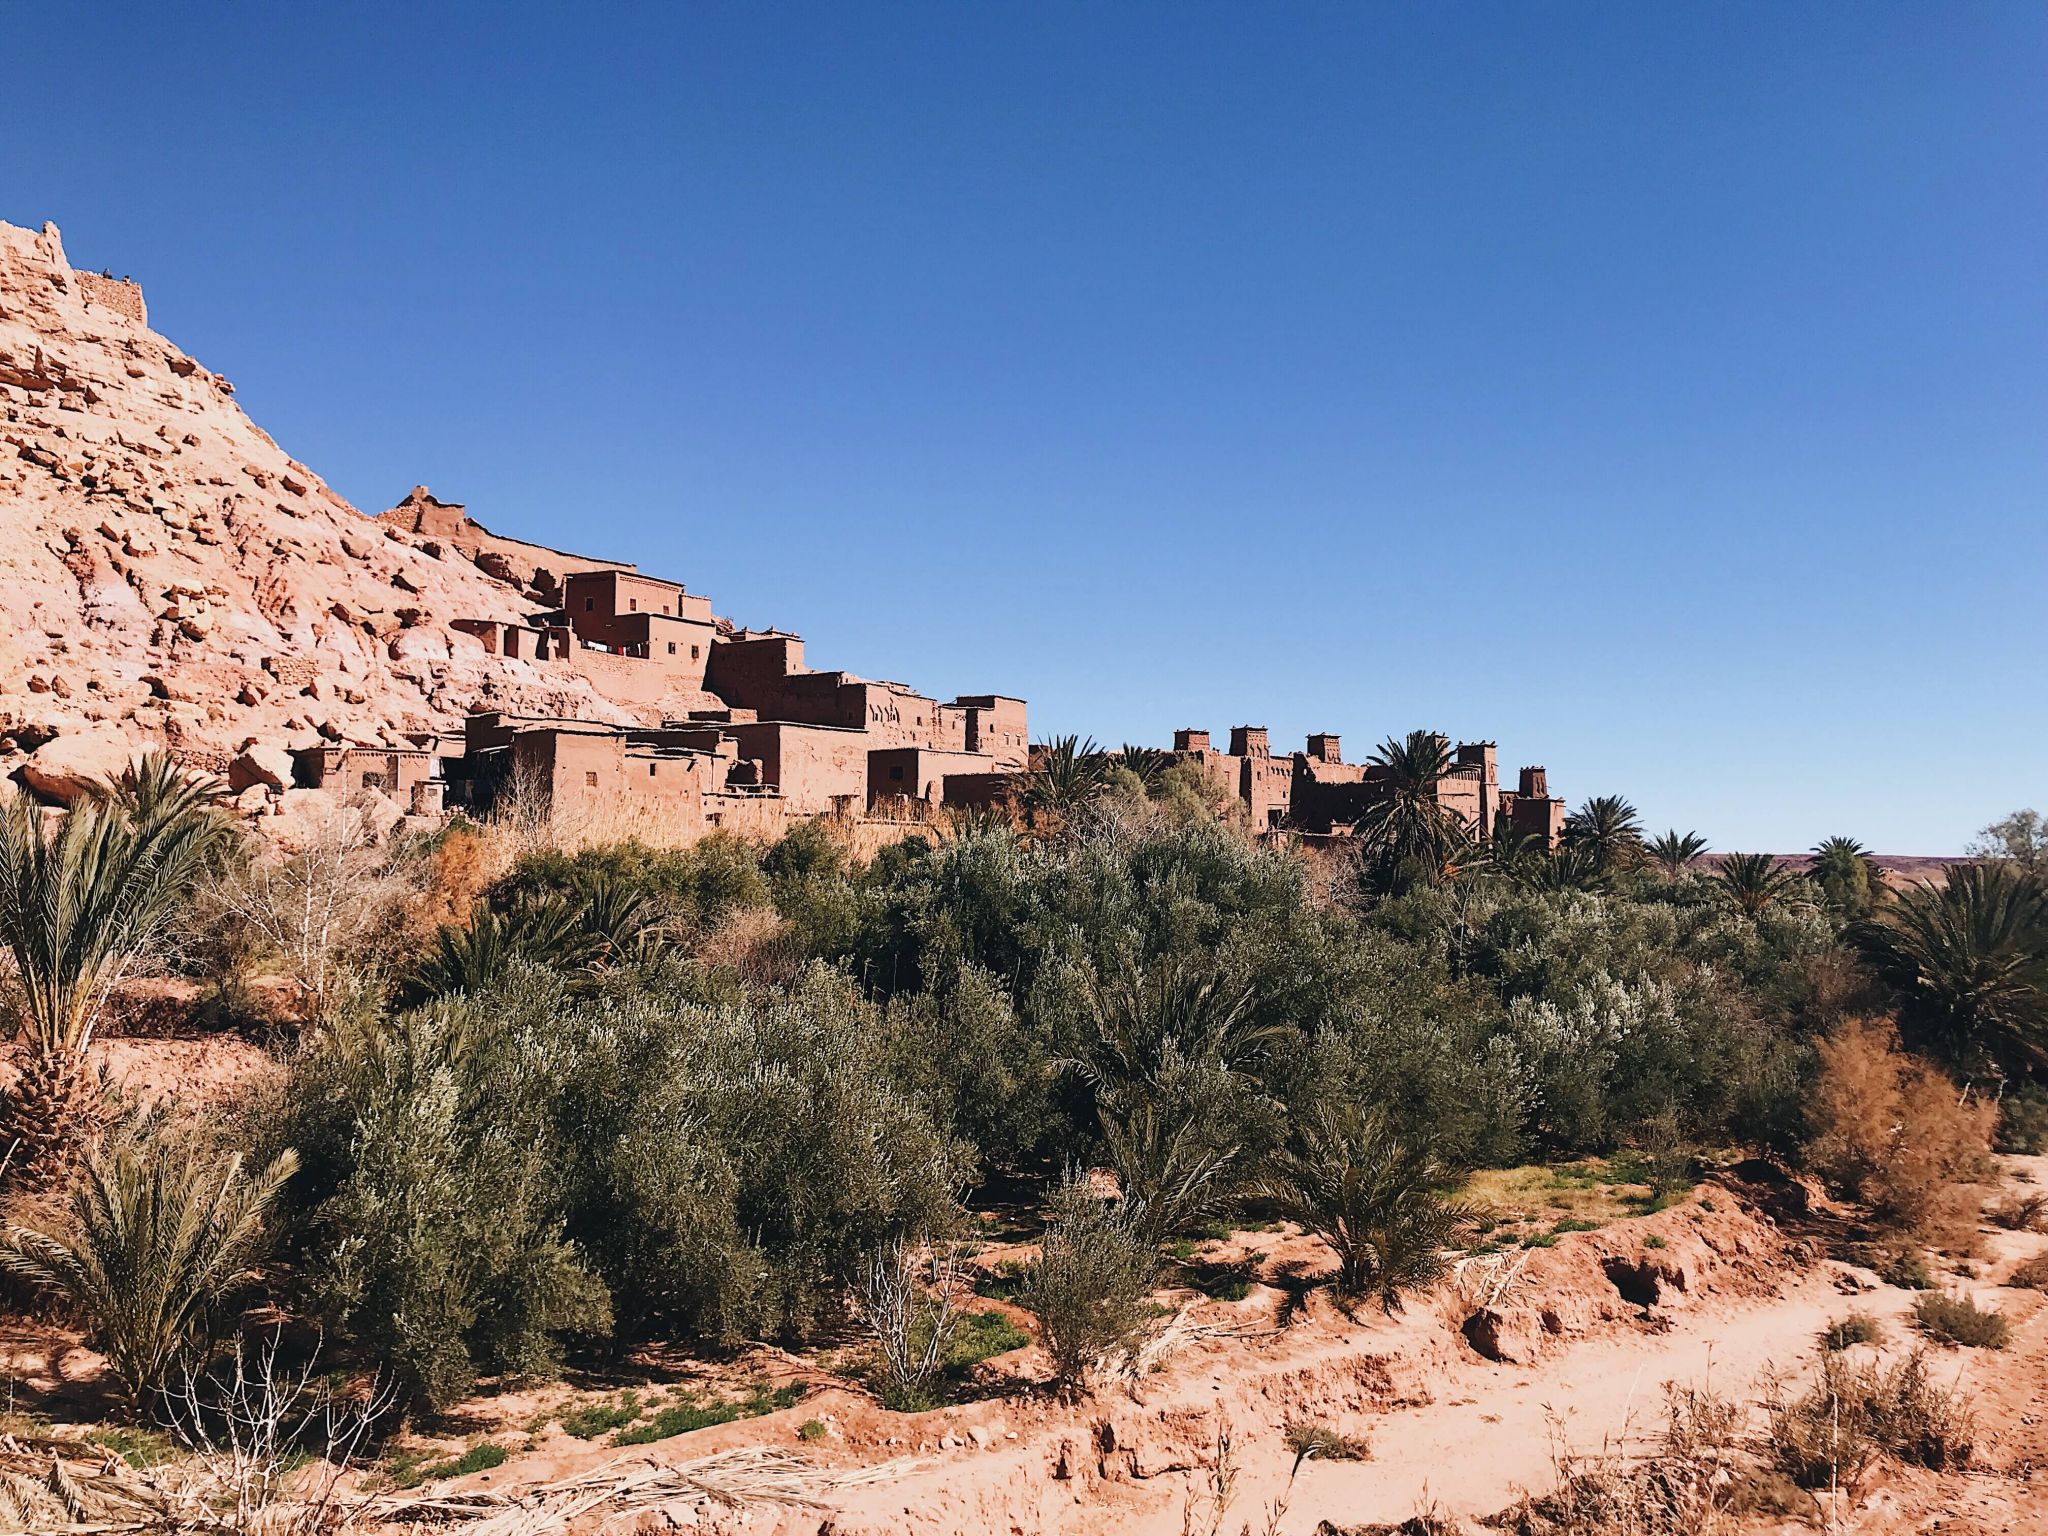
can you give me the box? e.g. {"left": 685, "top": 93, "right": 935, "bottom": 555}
{"left": 341, "top": 1159, "right": 2026, "bottom": 1535}
{"left": 397, "top": 1158, "right": 2048, "bottom": 1536}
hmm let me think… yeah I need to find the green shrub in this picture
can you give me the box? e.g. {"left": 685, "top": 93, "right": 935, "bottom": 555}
{"left": 277, "top": 963, "right": 968, "bottom": 1406}
{"left": 1820, "top": 1312, "right": 1884, "bottom": 1351}
{"left": 1995, "top": 1084, "right": 2048, "bottom": 1154}
{"left": 2005, "top": 1254, "right": 2048, "bottom": 1290}
{"left": 1987, "top": 1191, "right": 2047, "bottom": 1232}
{"left": 798, "top": 1418, "right": 827, "bottom": 1442}
{"left": 1877, "top": 1246, "right": 1935, "bottom": 1290}
{"left": 1912, "top": 1291, "right": 2010, "bottom": 1349}
{"left": 1021, "top": 1172, "right": 1158, "bottom": 1392}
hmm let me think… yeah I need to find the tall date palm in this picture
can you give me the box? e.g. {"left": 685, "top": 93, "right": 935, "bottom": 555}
{"left": 1858, "top": 862, "right": 2048, "bottom": 1075}
{"left": 1646, "top": 829, "right": 1710, "bottom": 878}
{"left": 0, "top": 756, "right": 232, "bottom": 1183}
{"left": 1564, "top": 795, "right": 1645, "bottom": 874}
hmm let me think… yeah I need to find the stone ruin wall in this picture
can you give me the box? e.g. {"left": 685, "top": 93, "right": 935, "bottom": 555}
{"left": 75, "top": 270, "right": 146, "bottom": 324}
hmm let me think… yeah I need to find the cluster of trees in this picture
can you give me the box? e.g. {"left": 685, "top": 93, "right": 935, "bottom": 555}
{"left": 0, "top": 749, "right": 2043, "bottom": 1422}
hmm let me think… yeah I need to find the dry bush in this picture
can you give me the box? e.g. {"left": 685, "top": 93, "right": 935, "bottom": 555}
{"left": 1912, "top": 1290, "right": 2011, "bottom": 1349}
{"left": 1819, "top": 1311, "right": 1884, "bottom": 1351}
{"left": 1763, "top": 1349, "right": 1974, "bottom": 1491}
{"left": 2005, "top": 1253, "right": 2048, "bottom": 1290}
{"left": 1282, "top": 1417, "right": 1370, "bottom": 1466}
{"left": 1804, "top": 1018, "right": 1995, "bottom": 1248}
{"left": 1987, "top": 1191, "right": 2048, "bottom": 1232}
{"left": 407, "top": 821, "right": 507, "bottom": 938}
{"left": 204, "top": 805, "right": 419, "bottom": 1021}
{"left": 696, "top": 906, "right": 808, "bottom": 987}
{"left": 1499, "top": 1383, "right": 1746, "bottom": 1536}
{"left": 854, "top": 1238, "right": 962, "bottom": 1411}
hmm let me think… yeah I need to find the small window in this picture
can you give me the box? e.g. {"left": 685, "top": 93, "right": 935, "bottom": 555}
{"left": 629, "top": 597, "right": 638, "bottom": 612}
{"left": 667, "top": 642, "right": 677, "bottom": 655}
{"left": 691, "top": 645, "right": 700, "bottom": 660}
{"left": 584, "top": 771, "right": 598, "bottom": 788}
{"left": 584, "top": 598, "right": 594, "bottom": 611}
{"left": 649, "top": 762, "right": 658, "bottom": 776}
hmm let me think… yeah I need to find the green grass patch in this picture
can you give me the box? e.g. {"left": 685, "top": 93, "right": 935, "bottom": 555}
{"left": 611, "top": 1381, "right": 803, "bottom": 1446}
{"left": 798, "top": 1418, "right": 827, "bottom": 1442}
{"left": 559, "top": 1391, "right": 642, "bottom": 1440}
{"left": 946, "top": 1309, "right": 1030, "bottom": 1370}
{"left": 393, "top": 1442, "right": 509, "bottom": 1487}
{"left": 88, "top": 1425, "right": 177, "bottom": 1469}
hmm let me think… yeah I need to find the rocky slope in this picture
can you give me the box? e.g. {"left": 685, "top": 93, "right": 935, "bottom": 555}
{"left": 0, "top": 219, "right": 641, "bottom": 800}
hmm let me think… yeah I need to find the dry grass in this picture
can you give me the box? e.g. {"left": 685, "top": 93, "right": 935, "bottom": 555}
{"left": 2005, "top": 1252, "right": 2048, "bottom": 1289}
{"left": 1819, "top": 1311, "right": 1885, "bottom": 1351}
{"left": 1282, "top": 1417, "right": 1370, "bottom": 1466}
{"left": 1456, "top": 1159, "right": 1663, "bottom": 1238}
{"left": 1987, "top": 1191, "right": 2048, "bottom": 1233}
{"left": 696, "top": 906, "right": 807, "bottom": 987}
{"left": 1762, "top": 1348, "right": 1974, "bottom": 1491}
{"left": 1803, "top": 1018, "right": 1995, "bottom": 1250}
{"left": 1495, "top": 1383, "right": 1747, "bottom": 1536}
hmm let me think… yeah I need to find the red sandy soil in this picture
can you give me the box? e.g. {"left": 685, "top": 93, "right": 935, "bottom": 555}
{"left": 376, "top": 1161, "right": 2045, "bottom": 1535}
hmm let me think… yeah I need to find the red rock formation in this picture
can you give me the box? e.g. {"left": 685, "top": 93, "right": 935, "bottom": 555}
{"left": 0, "top": 219, "right": 644, "bottom": 798}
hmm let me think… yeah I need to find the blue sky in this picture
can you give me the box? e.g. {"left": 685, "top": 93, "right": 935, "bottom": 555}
{"left": 6, "top": 4, "right": 2043, "bottom": 851}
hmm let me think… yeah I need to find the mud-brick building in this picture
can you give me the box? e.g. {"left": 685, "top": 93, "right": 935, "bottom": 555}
{"left": 1167, "top": 727, "right": 1565, "bottom": 847}
{"left": 404, "top": 552, "right": 1030, "bottom": 836}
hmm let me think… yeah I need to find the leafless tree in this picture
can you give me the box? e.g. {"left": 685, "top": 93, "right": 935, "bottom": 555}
{"left": 854, "top": 1238, "right": 962, "bottom": 1407}
{"left": 163, "top": 1331, "right": 393, "bottom": 1534}
{"left": 205, "top": 805, "right": 414, "bottom": 1019}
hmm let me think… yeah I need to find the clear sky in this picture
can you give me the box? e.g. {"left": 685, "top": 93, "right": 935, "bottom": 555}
{"left": 6, "top": 4, "right": 2043, "bottom": 852}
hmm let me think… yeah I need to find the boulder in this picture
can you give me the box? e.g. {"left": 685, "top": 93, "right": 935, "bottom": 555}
{"left": 20, "top": 725, "right": 143, "bottom": 802}
{"left": 228, "top": 743, "right": 296, "bottom": 793}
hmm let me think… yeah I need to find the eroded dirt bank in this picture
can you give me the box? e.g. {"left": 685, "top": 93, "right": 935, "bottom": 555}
{"left": 404, "top": 1161, "right": 2048, "bottom": 1535}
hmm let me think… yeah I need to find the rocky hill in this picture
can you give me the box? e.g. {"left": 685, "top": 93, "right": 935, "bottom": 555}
{"left": 0, "top": 219, "right": 652, "bottom": 801}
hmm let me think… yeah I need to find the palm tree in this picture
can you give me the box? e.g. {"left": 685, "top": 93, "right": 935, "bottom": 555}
{"left": 403, "top": 866, "right": 667, "bottom": 1006}
{"left": 1022, "top": 735, "right": 1109, "bottom": 824}
{"left": 1857, "top": 862, "right": 2048, "bottom": 1075}
{"left": 1563, "top": 795, "right": 1644, "bottom": 874}
{"left": 1357, "top": 732, "right": 1468, "bottom": 881}
{"left": 0, "top": 1135, "right": 298, "bottom": 1417}
{"left": 1711, "top": 852, "right": 1807, "bottom": 917}
{"left": 1810, "top": 835, "right": 1888, "bottom": 921}
{"left": 1256, "top": 1105, "right": 1475, "bottom": 1310}
{"left": 1511, "top": 841, "right": 1609, "bottom": 893}
{"left": 0, "top": 756, "right": 232, "bottom": 1184}
{"left": 1114, "top": 744, "right": 1170, "bottom": 795}
{"left": 1646, "top": 830, "right": 1710, "bottom": 878}
{"left": 1069, "top": 958, "right": 1283, "bottom": 1244}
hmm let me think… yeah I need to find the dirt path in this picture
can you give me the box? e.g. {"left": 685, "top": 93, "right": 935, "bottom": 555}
{"left": 424, "top": 1161, "right": 2048, "bottom": 1535}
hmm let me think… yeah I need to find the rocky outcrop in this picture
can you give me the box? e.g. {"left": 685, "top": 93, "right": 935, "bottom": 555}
{"left": 0, "top": 219, "right": 645, "bottom": 800}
